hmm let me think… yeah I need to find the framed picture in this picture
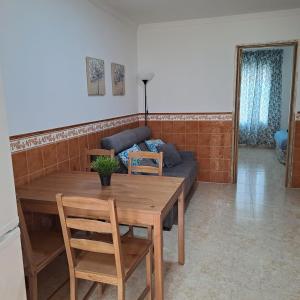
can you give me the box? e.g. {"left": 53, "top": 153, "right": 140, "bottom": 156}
{"left": 86, "top": 57, "right": 105, "bottom": 96}
{"left": 111, "top": 63, "right": 125, "bottom": 95}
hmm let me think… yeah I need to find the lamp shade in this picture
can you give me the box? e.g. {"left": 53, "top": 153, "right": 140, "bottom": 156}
{"left": 138, "top": 72, "right": 154, "bottom": 82}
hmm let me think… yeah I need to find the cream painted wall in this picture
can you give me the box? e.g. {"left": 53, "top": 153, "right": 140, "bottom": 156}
{"left": 137, "top": 9, "right": 300, "bottom": 114}
{"left": 0, "top": 70, "right": 19, "bottom": 236}
{"left": 0, "top": 0, "right": 138, "bottom": 135}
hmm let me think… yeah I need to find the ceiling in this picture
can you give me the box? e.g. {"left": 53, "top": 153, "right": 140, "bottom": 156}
{"left": 95, "top": 0, "right": 300, "bottom": 24}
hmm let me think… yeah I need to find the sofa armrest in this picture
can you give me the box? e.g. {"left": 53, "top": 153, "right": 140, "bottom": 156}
{"left": 179, "top": 151, "right": 196, "bottom": 161}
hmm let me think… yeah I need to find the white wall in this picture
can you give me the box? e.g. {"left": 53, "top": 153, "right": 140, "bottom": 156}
{"left": 0, "top": 70, "right": 19, "bottom": 236}
{"left": 0, "top": 0, "right": 138, "bottom": 135}
{"left": 0, "top": 70, "right": 26, "bottom": 299}
{"left": 137, "top": 9, "right": 300, "bottom": 114}
{"left": 281, "top": 46, "right": 293, "bottom": 130}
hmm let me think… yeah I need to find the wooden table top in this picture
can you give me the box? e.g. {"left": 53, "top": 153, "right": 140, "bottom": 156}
{"left": 16, "top": 172, "right": 184, "bottom": 216}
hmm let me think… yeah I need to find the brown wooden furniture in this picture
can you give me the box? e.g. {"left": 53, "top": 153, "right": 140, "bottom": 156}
{"left": 128, "top": 151, "right": 163, "bottom": 176}
{"left": 56, "top": 194, "right": 152, "bottom": 300}
{"left": 17, "top": 200, "right": 65, "bottom": 300}
{"left": 127, "top": 151, "right": 164, "bottom": 239}
{"left": 85, "top": 148, "right": 115, "bottom": 171}
{"left": 17, "top": 172, "right": 185, "bottom": 300}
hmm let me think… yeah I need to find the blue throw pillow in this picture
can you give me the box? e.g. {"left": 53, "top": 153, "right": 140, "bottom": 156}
{"left": 118, "top": 144, "right": 141, "bottom": 168}
{"left": 145, "top": 139, "right": 165, "bottom": 153}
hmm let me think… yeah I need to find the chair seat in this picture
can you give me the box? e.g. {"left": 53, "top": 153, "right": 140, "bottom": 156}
{"left": 30, "top": 230, "right": 65, "bottom": 272}
{"left": 75, "top": 236, "right": 151, "bottom": 283}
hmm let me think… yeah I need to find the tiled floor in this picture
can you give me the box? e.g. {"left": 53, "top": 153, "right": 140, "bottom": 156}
{"left": 39, "top": 147, "right": 300, "bottom": 299}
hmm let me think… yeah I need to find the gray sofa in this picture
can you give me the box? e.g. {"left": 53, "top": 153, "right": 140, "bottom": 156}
{"left": 101, "top": 126, "right": 197, "bottom": 230}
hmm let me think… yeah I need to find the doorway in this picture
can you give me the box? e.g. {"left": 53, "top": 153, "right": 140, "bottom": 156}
{"left": 233, "top": 41, "right": 298, "bottom": 187}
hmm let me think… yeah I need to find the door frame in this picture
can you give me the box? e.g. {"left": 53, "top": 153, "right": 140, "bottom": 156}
{"left": 232, "top": 40, "right": 298, "bottom": 187}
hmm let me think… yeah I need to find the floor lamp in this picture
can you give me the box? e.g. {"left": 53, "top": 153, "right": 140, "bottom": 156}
{"left": 139, "top": 73, "right": 154, "bottom": 126}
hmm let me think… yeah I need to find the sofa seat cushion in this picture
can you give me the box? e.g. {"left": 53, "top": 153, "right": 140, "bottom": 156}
{"left": 163, "top": 158, "right": 197, "bottom": 198}
{"left": 179, "top": 151, "right": 196, "bottom": 161}
{"left": 162, "top": 156, "right": 197, "bottom": 229}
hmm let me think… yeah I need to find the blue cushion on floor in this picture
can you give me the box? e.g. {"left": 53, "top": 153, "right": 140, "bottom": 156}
{"left": 274, "top": 130, "right": 288, "bottom": 150}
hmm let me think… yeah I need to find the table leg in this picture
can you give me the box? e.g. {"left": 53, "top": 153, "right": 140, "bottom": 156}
{"left": 178, "top": 188, "right": 185, "bottom": 265}
{"left": 153, "top": 215, "right": 163, "bottom": 300}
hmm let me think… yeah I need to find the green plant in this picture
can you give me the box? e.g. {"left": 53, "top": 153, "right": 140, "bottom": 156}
{"left": 91, "top": 156, "right": 119, "bottom": 176}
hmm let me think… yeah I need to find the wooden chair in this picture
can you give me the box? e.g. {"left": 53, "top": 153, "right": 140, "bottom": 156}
{"left": 17, "top": 200, "right": 65, "bottom": 300}
{"left": 127, "top": 151, "right": 163, "bottom": 239}
{"left": 56, "top": 194, "right": 153, "bottom": 300}
{"left": 85, "top": 148, "right": 115, "bottom": 171}
{"left": 128, "top": 151, "right": 163, "bottom": 177}
{"left": 85, "top": 147, "right": 131, "bottom": 241}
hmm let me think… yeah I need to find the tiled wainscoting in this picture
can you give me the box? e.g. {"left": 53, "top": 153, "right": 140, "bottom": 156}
{"left": 10, "top": 112, "right": 233, "bottom": 186}
{"left": 292, "top": 119, "right": 300, "bottom": 187}
{"left": 10, "top": 115, "right": 139, "bottom": 187}
{"left": 10, "top": 112, "right": 298, "bottom": 232}
{"left": 9, "top": 112, "right": 300, "bottom": 186}
{"left": 140, "top": 113, "right": 233, "bottom": 183}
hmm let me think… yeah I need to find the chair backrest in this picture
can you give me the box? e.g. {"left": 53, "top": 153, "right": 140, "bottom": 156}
{"left": 56, "top": 194, "right": 124, "bottom": 280}
{"left": 128, "top": 151, "right": 163, "bottom": 176}
{"left": 85, "top": 148, "right": 115, "bottom": 171}
{"left": 17, "top": 200, "right": 34, "bottom": 271}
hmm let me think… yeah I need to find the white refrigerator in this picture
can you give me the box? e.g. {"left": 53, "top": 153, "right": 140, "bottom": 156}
{"left": 0, "top": 73, "right": 27, "bottom": 299}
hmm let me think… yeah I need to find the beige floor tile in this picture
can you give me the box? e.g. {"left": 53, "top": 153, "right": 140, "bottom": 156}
{"left": 38, "top": 147, "right": 300, "bottom": 299}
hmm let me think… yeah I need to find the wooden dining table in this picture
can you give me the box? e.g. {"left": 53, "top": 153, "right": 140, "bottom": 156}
{"left": 16, "top": 172, "right": 185, "bottom": 300}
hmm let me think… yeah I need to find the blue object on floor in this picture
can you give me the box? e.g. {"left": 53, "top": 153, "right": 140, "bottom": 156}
{"left": 274, "top": 130, "right": 288, "bottom": 150}
{"left": 274, "top": 130, "right": 288, "bottom": 164}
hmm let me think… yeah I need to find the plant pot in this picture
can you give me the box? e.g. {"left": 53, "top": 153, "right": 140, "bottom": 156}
{"left": 99, "top": 174, "right": 111, "bottom": 186}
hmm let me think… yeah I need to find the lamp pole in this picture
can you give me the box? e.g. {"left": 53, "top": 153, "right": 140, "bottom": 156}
{"left": 139, "top": 73, "right": 154, "bottom": 126}
{"left": 142, "top": 79, "right": 148, "bottom": 126}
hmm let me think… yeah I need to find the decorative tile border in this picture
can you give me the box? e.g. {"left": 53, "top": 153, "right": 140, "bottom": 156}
{"left": 10, "top": 115, "right": 139, "bottom": 153}
{"left": 140, "top": 113, "right": 233, "bottom": 121}
{"left": 10, "top": 113, "right": 233, "bottom": 153}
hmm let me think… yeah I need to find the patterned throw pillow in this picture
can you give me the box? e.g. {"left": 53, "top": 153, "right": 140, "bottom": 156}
{"left": 118, "top": 144, "right": 141, "bottom": 168}
{"left": 145, "top": 139, "right": 165, "bottom": 153}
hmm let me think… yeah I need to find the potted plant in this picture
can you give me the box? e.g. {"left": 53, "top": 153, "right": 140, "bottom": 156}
{"left": 91, "top": 156, "right": 119, "bottom": 186}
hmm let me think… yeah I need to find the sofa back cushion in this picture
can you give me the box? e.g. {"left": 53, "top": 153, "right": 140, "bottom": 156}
{"left": 101, "top": 126, "right": 151, "bottom": 154}
{"left": 134, "top": 127, "right": 151, "bottom": 143}
{"left": 157, "top": 143, "right": 182, "bottom": 168}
